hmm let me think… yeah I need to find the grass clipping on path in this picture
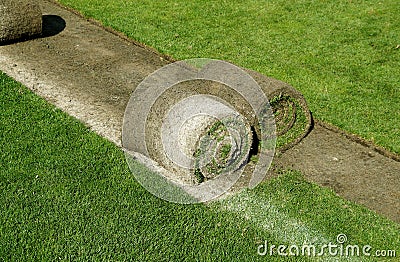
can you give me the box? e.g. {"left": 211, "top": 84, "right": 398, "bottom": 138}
{"left": 1, "top": 72, "right": 399, "bottom": 261}
{"left": 58, "top": 0, "right": 400, "bottom": 155}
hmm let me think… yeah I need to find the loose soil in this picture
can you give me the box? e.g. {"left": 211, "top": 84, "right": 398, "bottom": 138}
{"left": 0, "top": 0, "right": 399, "bottom": 222}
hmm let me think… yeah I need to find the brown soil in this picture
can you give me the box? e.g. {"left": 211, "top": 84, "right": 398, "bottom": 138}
{"left": 0, "top": 0, "right": 399, "bottom": 222}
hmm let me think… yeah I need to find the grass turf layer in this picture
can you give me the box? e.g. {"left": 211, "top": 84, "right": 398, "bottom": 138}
{"left": 57, "top": 0, "right": 400, "bottom": 155}
{"left": 1, "top": 73, "right": 399, "bottom": 260}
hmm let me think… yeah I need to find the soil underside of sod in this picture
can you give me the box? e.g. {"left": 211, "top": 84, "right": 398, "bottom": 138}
{"left": 0, "top": 0, "right": 399, "bottom": 222}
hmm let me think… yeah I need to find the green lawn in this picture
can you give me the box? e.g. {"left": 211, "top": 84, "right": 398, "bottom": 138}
{"left": 2, "top": 0, "right": 400, "bottom": 260}
{"left": 1, "top": 72, "right": 399, "bottom": 260}
{"left": 57, "top": 0, "right": 400, "bottom": 155}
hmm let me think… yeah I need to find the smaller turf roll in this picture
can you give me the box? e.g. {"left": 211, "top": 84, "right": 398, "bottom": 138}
{"left": 0, "top": 0, "right": 42, "bottom": 44}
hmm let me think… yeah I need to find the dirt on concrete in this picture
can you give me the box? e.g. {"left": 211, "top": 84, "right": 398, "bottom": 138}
{"left": 275, "top": 121, "right": 400, "bottom": 222}
{"left": 0, "top": 0, "right": 399, "bottom": 222}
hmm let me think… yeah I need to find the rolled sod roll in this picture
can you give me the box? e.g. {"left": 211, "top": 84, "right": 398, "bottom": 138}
{"left": 138, "top": 70, "right": 312, "bottom": 184}
{"left": 123, "top": 59, "right": 313, "bottom": 194}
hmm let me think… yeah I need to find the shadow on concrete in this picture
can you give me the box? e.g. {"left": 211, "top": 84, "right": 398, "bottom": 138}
{"left": 41, "top": 15, "right": 66, "bottom": 38}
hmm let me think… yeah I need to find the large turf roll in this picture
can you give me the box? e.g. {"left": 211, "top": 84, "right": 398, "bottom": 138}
{"left": 123, "top": 60, "right": 313, "bottom": 194}
{"left": 0, "top": 0, "right": 42, "bottom": 44}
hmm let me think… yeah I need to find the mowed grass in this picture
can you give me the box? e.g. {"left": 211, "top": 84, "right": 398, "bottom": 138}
{"left": 1, "top": 73, "right": 400, "bottom": 260}
{"left": 57, "top": 0, "right": 400, "bottom": 154}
